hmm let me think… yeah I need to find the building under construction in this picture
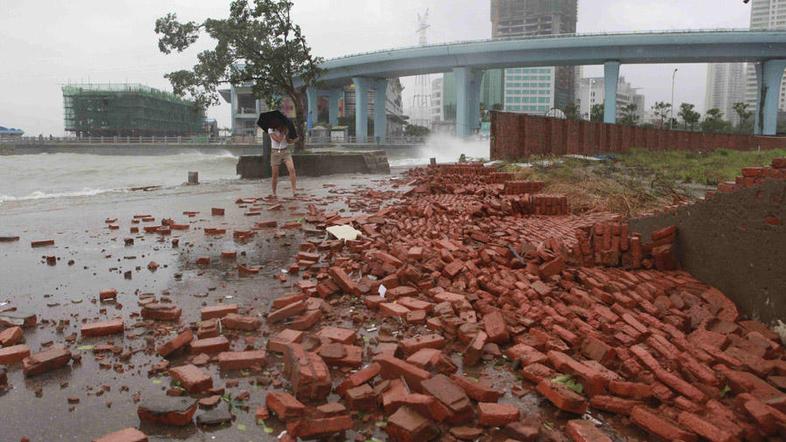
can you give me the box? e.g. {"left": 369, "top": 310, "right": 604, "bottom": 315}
{"left": 62, "top": 83, "right": 205, "bottom": 137}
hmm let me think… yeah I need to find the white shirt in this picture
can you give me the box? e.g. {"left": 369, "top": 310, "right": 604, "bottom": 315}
{"left": 268, "top": 128, "right": 288, "bottom": 149}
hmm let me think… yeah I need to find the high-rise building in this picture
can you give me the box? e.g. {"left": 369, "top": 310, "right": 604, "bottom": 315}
{"left": 491, "top": 0, "right": 577, "bottom": 115}
{"left": 705, "top": 63, "right": 746, "bottom": 126}
{"left": 577, "top": 76, "right": 645, "bottom": 122}
{"left": 744, "top": 0, "right": 786, "bottom": 116}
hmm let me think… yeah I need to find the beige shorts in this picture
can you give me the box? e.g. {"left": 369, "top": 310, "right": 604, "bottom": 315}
{"left": 270, "top": 148, "right": 292, "bottom": 167}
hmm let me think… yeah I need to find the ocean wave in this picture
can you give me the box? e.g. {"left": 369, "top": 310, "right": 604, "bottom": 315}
{"left": 0, "top": 187, "right": 122, "bottom": 203}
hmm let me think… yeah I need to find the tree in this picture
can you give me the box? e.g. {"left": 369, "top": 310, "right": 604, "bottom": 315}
{"left": 154, "top": 0, "right": 323, "bottom": 151}
{"left": 701, "top": 108, "right": 732, "bottom": 133}
{"left": 590, "top": 103, "right": 604, "bottom": 122}
{"left": 404, "top": 124, "right": 430, "bottom": 137}
{"left": 619, "top": 103, "right": 640, "bottom": 126}
{"left": 563, "top": 102, "right": 580, "bottom": 120}
{"left": 678, "top": 103, "right": 701, "bottom": 131}
{"left": 733, "top": 102, "right": 753, "bottom": 132}
{"left": 652, "top": 101, "right": 672, "bottom": 129}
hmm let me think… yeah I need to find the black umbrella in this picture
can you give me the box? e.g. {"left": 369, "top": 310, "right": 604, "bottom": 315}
{"left": 256, "top": 110, "right": 297, "bottom": 137}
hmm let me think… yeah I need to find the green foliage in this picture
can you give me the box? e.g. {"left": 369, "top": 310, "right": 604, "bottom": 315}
{"left": 563, "top": 102, "right": 580, "bottom": 120}
{"left": 652, "top": 101, "right": 672, "bottom": 128}
{"left": 552, "top": 374, "right": 583, "bottom": 394}
{"left": 733, "top": 102, "right": 753, "bottom": 133}
{"left": 404, "top": 124, "right": 431, "bottom": 137}
{"left": 618, "top": 147, "right": 786, "bottom": 185}
{"left": 619, "top": 103, "right": 640, "bottom": 126}
{"left": 678, "top": 103, "right": 701, "bottom": 131}
{"left": 590, "top": 103, "right": 604, "bottom": 122}
{"left": 154, "top": 0, "right": 323, "bottom": 151}
{"left": 701, "top": 108, "right": 732, "bottom": 133}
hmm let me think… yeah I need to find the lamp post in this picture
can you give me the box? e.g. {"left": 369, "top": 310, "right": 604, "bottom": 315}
{"left": 670, "top": 68, "right": 678, "bottom": 130}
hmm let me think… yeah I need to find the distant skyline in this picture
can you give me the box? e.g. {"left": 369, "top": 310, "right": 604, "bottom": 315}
{"left": 0, "top": 0, "right": 752, "bottom": 135}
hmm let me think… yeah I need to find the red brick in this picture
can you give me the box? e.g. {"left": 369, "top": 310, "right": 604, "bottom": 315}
{"left": 521, "top": 363, "right": 556, "bottom": 384}
{"left": 452, "top": 375, "right": 502, "bottom": 402}
{"left": 222, "top": 313, "right": 260, "bottom": 331}
{"left": 478, "top": 402, "right": 520, "bottom": 426}
{"left": 92, "top": 427, "right": 148, "bottom": 442}
{"left": 328, "top": 266, "right": 359, "bottom": 295}
{"left": 337, "top": 362, "right": 381, "bottom": 396}
{"left": 99, "top": 289, "right": 118, "bottom": 301}
{"left": 81, "top": 318, "right": 124, "bottom": 337}
{"left": 397, "top": 296, "right": 433, "bottom": 311}
{"left": 169, "top": 364, "right": 212, "bottom": 393}
{"left": 267, "top": 329, "right": 304, "bottom": 353}
{"left": 267, "top": 300, "right": 306, "bottom": 323}
{"left": 589, "top": 395, "right": 641, "bottom": 415}
{"left": 284, "top": 344, "right": 332, "bottom": 401}
{"left": 272, "top": 293, "right": 306, "bottom": 309}
{"left": 630, "top": 406, "right": 697, "bottom": 442}
{"left": 217, "top": 350, "right": 266, "bottom": 370}
{"left": 315, "top": 326, "right": 356, "bottom": 345}
{"left": 0, "top": 326, "right": 23, "bottom": 347}
{"left": 345, "top": 384, "right": 377, "bottom": 411}
{"left": 200, "top": 304, "right": 238, "bottom": 320}
{"left": 580, "top": 336, "right": 613, "bottom": 365}
{"left": 141, "top": 303, "right": 182, "bottom": 321}
{"left": 421, "top": 374, "right": 474, "bottom": 423}
{"left": 375, "top": 353, "right": 431, "bottom": 391}
{"left": 380, "top": 302, "right": 411, "bottom": 318}
{"left": 0, "top": 344, "right": 31, "bottom": 364}
{"left": 288, "top": 309, "right": 322, "bottom": 331}
{"left": 536, "top": 379, "right": 587, "bottom": 414}
{"left": 677, "top": 411, "right": 736, "bottom": 442}
{"left": 505, "top": 343, "right": 547, "bottom": 365}
{"left": 565, "top": 419, "right": 612, "bottom": 442}
{"left": 22, "top": 346, "right": 71, "bottom": 376}
{"left": 443, "top": 260, "right": 465, "bottom": 278}
{"left": 400, "top": 334, "right": 445, "bottom": 356}
{"left": 287, "top": 415, "right": 353, "bottom": 439}
{"left": 265, "top": 391, "right": 305, "bottom": 420}
{"left": 463, "top": 331, "right": 487, "bottom": 366}
{"left": 608, "top": 380, "right": 652, "bottom": 400}
{"left": 189, "top": 336, "right": 229, "bottom": 355}
{"left": 483, "top": 310, "right": 509, "bottom": 344}
{"left": 385, "top": 406, "right": 440, "bottom": 442}
{"left": 157, "top": 329, "right": 193, "bottom": 357}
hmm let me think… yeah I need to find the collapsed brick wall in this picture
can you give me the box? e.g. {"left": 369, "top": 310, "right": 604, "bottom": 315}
{"left": 490, "top": 111, "right": 786, "bottom": 160}
{"left": 631, "top": 159, "right": 786, "bottom": 325}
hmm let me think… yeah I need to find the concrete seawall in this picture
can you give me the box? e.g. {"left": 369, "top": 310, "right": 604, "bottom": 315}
{"left": 237, "top": 150, "right": 390, "bottom": 179}
{"left": 1, "top": 143, "right": 422, "bottom": 156}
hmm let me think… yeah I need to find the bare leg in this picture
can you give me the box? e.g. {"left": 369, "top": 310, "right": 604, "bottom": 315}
{"left": 285, "top": 157, "right": 297, "bottom": 197}
{"left": 271, "top": 162, "right": 279, "bottom": 197}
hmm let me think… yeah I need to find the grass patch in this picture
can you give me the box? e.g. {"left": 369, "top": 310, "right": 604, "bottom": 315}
{"left": 617, "top": 148, "right": 786, "bottom": 186}
{"left": 500, "top": 148, "right": 786, "bottom": 217}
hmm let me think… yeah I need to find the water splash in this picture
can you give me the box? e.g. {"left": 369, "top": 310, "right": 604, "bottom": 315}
{"left": 389, "top": 134, "right": 490, "bottom": 167}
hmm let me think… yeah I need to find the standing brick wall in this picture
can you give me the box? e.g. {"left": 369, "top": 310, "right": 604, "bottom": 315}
{"left": 490, "top": 111, "right": 786, "bottom": 160}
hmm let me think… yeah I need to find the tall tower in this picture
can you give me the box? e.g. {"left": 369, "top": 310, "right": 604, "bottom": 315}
{"left": 744, "top": 0, "right": 786, "bottom": 115}
{"left": 409, "top": 9, "right": 432, "bottom": 128}
{"left": 491, "top": 0, "right": 578, "bottom": 115}
{"left": 705, "top": 63, "right": 746, "bottom": 126}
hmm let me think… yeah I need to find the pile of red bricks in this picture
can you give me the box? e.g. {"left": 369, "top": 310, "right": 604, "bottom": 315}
{"left": 503, "top": 180, "right": 545, "bottom": 195}
{"left": 570, "top": 222, "right": 678, "bottom": 271}
{"left": 711, "top": 157, "right": 786, "bottom": 196}
{"left": 251, "top": 163, "right": 786, "bottom": 441}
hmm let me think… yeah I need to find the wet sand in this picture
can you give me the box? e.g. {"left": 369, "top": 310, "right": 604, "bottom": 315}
{"left": 0, "top": 172, "right": 399, "bottom": 441}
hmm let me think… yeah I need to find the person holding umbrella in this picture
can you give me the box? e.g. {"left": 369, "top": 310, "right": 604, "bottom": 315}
{"left": 258, "top": 110, "right": 298, "bottom": 198}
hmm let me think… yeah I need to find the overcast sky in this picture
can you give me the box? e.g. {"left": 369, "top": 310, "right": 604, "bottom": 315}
{"left": 0, "top": 0, "right": 752, "bottom": 136}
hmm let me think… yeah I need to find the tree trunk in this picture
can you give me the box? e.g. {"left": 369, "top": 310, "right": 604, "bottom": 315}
{"left": 292, "top": 90, "right": 306, "bottom": 152}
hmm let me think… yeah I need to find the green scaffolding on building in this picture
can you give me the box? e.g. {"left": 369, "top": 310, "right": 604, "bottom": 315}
{"left": 63, "top": 83, "right": 205, "bottom": 137}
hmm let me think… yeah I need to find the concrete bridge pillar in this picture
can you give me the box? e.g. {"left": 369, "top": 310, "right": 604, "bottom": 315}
{"left": 373, "top": 79, "right": 388, "bottom": 143}
{"left": 306, "top": 86, "right": 318, "bottom": 130}
{"left": 328, "top": 89, "right": 342, "bottom": 127}
{"left": 454, "top": 66, "right": 482, "bottom": 137}
{"left": 603, "top": 61, "right": 620, "bottom": 124}
{"left": 352, "top": 77, "right": 370, "bottom": 143}
{"left": 758, "top": 60, "right": 786, "bottom": 136}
